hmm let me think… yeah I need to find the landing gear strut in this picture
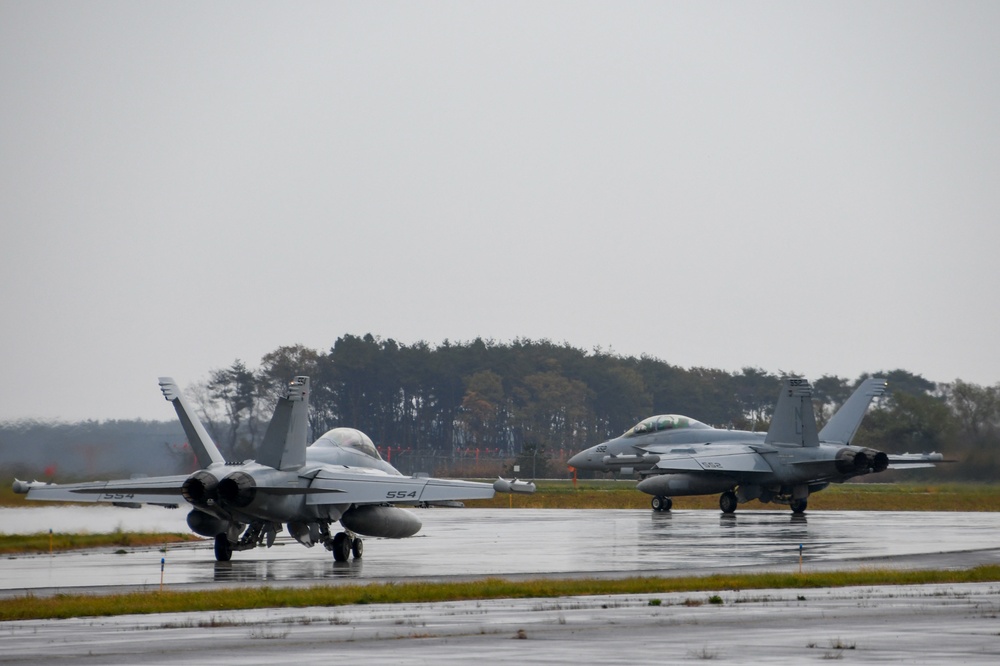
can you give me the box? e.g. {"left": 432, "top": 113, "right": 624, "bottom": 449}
{"left": 651, "top": 496, "right": 673, "bottom": 512}
{"left": 213, "top": 521, "right": 275, "bottom": 561}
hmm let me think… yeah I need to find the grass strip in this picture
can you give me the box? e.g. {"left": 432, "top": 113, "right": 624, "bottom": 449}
{"left": 465, "top": 481, "right": 1000, "bottom": 511}
{"left": 0, "top": 532, "right": 198, "bottom": 555}
{"left": 3, "top": 565, "right": 1000, "bottom": 622}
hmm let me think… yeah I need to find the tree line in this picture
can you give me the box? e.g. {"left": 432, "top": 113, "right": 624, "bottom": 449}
{"left": 188, "top": 334, "right": 998, "bottom": 480}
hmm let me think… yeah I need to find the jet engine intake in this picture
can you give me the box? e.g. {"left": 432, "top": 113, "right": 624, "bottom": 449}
{"left": 181, "top": 470, "right": 219, "bottom": 504}
{"left": 340, "top": 505, "right": 422, "bottom": 538}
{"left": 218, "top": 471, "right": 256, "bottom": 508}
{"left": 186, "top": 509, "right": 230, "bottom": 537}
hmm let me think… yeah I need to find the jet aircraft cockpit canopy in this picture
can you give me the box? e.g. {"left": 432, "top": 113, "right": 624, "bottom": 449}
{"left": 313, "top": 427, "right": 383, "bottom": 460}
{"left": 625, "top": 414, "right": 710, "bottom": 437}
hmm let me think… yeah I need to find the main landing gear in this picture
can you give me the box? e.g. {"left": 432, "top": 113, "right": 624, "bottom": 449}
{"left": 719, "top": 491, "right": 738, "bottom": 514}
{"left": 328, "top": 531, "right": 364, "bottom": 562}
{"left": 213, "top": 520, "right": 275, "bottom": 562}
{"left": 214, "top": 533, "right": 233, "bottom": 561}
{"left": 651, "top": 496, "right": 673, "bottom": 512}
{"left": 212, "top": 520, "right": 365, "bottom": 562}
{"left": 320, "top": 523, "right": 363, "bottom": 562}
{"left": 715, "top": 489, "right": 808, "bottom": 515}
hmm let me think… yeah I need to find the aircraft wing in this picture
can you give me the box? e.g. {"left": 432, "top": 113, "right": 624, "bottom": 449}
{"left": 886, "top": 452, "right": 946, "bottom": 469}
{"left": 13, "top": 476, "right": 187, "bottom": 506}
{"left": 305, "top": 467, "right": 497, "bottom": 506}
{"left": 647, "top": 445, "right": 773, "bottom": 475}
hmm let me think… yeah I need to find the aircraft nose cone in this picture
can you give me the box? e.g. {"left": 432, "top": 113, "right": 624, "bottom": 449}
{"left": 567, "top": 450, "right": 589, "bottom": 469}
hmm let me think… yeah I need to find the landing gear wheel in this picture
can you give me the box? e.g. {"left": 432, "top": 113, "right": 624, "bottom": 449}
{"left": 790, "top": 499, "right": 808, "bottom": 514}
{"left": 214, "top": 533, "right": 233, "bottom": 562}
{"left": 719, "top": 491, "right": 738, "bottom": 514}
{"left": 331, "top": 532, "right": 351, "bottom": 562}
{"left": 651, "top": 496, "right": 673, "bottom": 511}
{"left": 351, "top": 537, "right": 364, "bottom": 559}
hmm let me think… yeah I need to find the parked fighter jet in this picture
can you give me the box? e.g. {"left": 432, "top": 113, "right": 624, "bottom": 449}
{"left": 567, "top": 377, "right": 942, "bottom": 514}
{"left": 13, "top": 376, "right": 534, "bottom": 561}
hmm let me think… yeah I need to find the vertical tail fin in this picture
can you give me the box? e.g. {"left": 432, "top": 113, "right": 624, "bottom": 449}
{"left": 765, "top": 378, "right": 820, "bottom": 447}
{"left": 256, "top": 376, "right": 310, "bottom": 471}
{"left": 818, "top": 377, "right": 887, "bottom": 444}
{"left": 158, "top": 377, "right": 226, "bottom": 468}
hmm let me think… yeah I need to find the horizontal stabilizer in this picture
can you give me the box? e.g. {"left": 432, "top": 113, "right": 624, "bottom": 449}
{"left": 12, "top": 476, "right": 187, "bottom": 506}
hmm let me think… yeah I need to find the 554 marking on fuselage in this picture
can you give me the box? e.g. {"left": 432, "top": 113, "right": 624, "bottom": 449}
{"left": 14, "top": 376, "right": 533, "bottom": 562}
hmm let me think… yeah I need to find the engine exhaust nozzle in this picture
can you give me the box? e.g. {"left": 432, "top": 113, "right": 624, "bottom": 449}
{"left": 218, "top": 471, "right": 256, "bottom": 508}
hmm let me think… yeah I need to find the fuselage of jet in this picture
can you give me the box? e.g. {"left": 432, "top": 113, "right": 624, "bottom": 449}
{"left": 566, "top": 378, "right": 903, "bottom": 514}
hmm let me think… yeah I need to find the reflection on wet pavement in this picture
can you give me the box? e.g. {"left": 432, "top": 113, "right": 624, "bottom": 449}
{"left": 2, "top": 507, "right": 998, "bottom": 591}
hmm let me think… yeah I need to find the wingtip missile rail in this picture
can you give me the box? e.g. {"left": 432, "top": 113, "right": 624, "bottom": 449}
{"left": 493, "top": 477, "right": 536, "bottom": 494}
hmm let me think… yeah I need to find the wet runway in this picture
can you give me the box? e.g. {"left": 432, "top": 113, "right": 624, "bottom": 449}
{"left": 3, "top": 506, "right": 1000, "bottom": 664}
{"left": 4, "top": 582, "right": 999, "bottom": 665}
{"left": 2, "top": 506, "right": 999, "bottom": 595}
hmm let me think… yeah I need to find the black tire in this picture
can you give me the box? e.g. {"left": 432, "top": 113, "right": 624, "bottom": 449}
{"left": 719, "top": 491, "right": 738, "bottom": 514}
{"left": 332, "top": 532, "right": 351, "bottom": 562}
{"left": 651, "top": 496, "right": 673, "bottom": 512}
{"left": 791, "top": 498, "right": 808, "bottom": 514}
{"left": 214, "top": 534, "right": 232, "bottom": 562}
{"left": 352, "top": 537, "right": 364, "bottom": 559}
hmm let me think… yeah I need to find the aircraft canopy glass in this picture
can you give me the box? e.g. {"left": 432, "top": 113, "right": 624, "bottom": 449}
{"left": 625, "top": 414, "right": 710, "bottom": 436}
{"left": 313, "top": 428, "right": 383, "bottom": 460}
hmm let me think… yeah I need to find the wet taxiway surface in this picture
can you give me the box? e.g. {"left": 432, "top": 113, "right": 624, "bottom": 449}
{"left": 3, "top": 506, "right": 1000, "bottom": 664}
{"left": 2, "top": 507, "right": 999, "bottom": 594}
{"left": 3, "top": 583, "right": 999, "bottom": 665}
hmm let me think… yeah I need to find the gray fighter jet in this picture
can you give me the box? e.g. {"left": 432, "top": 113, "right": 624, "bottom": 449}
{"left": 567, "top": 377, "right": 942, "bottom": 514}
{"left": 14, "top": 376, "right": 534, "bottom": 561}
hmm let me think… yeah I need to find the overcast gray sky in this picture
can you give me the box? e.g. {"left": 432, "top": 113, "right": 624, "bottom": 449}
{"left": 2, "top": 1, "right": 999, "bottom": 422}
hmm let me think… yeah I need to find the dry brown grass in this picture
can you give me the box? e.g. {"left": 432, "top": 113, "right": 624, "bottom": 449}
{"left": 0, "top": 531, "right": 199, "bottom": 555}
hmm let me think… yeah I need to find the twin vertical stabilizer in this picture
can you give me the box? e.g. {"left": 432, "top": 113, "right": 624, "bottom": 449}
{"left": 818, "top": 377, "right": 888, "bottom": 445}
{"left": 159, "top": 377, "right": 226, "bottom": 467}
{"left": 765, "top": 378, "right": 820, "bottom": 447}
{"left": 255, "top": 376, "right": 310, "bottom": 471}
